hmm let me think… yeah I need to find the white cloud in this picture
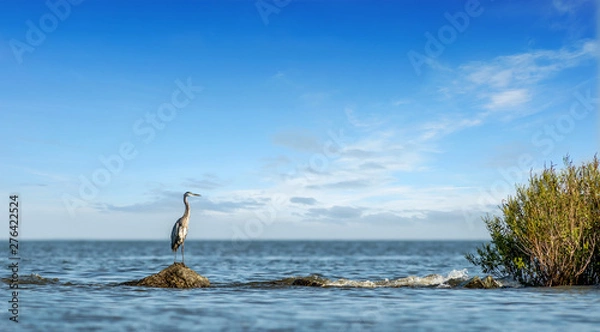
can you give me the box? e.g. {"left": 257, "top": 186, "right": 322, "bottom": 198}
{"left": 272, "top": 71, "right": 285, "bottom": 79}
{"left": 272, "top": 130, "right": 323, "bottom": 153}
{"left": 485, "top": 89, "right": 532, "bottom": 110}
{"left": 345, "top": 108, "right": 385, "bottom": 129}
{"left": 183, "top": 174, "right": 226, "bottom": 190}
{"left": 420, "top": 117, "right": 482, "bottom": 141}
{"left": 461, "top": 40, "right": 597, "bottom": 90}
{"left": 392, "top": 99, "right": 411, "bottom": 106}
{"left": 552, "top": 0, "right": 592, "bottom": 15}
{"left": 290, "top": 197, "right": 318, "bottom": 205}
{"left": 438, "top": 39, "right": 598, "bottom": 121}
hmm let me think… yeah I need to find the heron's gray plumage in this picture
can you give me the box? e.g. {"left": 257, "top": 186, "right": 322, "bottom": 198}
{"left": 170, "top": 219, "right": 187, "bottom": 251}
{"left": 170, "top": 191, "right": 200, "bottom": 264}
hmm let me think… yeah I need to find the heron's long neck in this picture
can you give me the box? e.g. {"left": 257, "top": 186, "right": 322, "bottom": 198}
{"left": 182, "top": 195, "right": 191, "bottom": 226}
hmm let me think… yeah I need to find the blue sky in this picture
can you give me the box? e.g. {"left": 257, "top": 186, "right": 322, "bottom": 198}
{"left": 0, "top": 0, "right": 598, "bottom": 240}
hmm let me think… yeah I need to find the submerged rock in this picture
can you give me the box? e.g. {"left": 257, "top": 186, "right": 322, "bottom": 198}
{"left": 1, "top": 274, "right": 59, "bottom": 285}
{"left": 273, "top": 275, "right": 329, "bottom": 287}
{"left": 445, "top": 277, "right": 466, "bottom": 288}
{"left": 291, "top": 277, "right": 326, "bottom": 287}
{"left": 123, "top": 263, "right": 210, "bottom": 288}
{"left": 460, "top": 275, "right": 502, "bottom": 289}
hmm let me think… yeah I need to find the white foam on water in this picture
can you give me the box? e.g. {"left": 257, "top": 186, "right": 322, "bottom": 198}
{"left": 447, "top": 269, "right": 469, "bottom": 280}
{"left": 388, "top": 274, "right": 447, "bottom": 287}
{"left": 322, "top": 269, "right": 471, "bottom": 288}
{"left": 325, "top": 278, "right": 379, "bottom": 288}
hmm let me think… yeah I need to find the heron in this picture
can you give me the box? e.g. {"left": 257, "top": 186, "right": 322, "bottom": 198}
{"left": 170, "top": 191, "right": 201, "bottom": 265}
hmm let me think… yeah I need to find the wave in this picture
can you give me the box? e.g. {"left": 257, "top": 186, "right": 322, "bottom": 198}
{"left": 266, "top": 269, "right": 474, "bottom": 288}
{"left": 3, "top": 269, "right": 512, "bottom": 289}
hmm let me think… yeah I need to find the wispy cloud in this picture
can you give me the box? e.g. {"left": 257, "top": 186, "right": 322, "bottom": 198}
{"left": 391, "top": 99, "right": 411, "bottom": 106}
{"left": 419, "top": 117, "right": 482, "bottom": 141}
{"left": 436, "top": 39, "right": 598, "bottom": 123}
{"left": 290, "top": 197, "right": 318, "bottom": 205}
{"left": 183, "top": 174, "right": 225, "bottom": 190}
{"left": 306, "top": 205, "right": 364, "bottom": 220}
{"left": 97, "top": 189, "right": 268, "bottom": 214}
{"left": 307, "top": 179, "right": 374, "bottom": 190}
{"left": 461, "top": 40, "right": 597, "bottom": 89}
{"left": 272, "top": 71, "right": 285, "bottom": 79}
{"left": 345, "top": 108, "right": 385, "bottom": 129}
{"left": 485, "top": 89, "right": 532, "bottom": 110}
{"left": 185, "top": 178, "right": 221, "bottom": 190}
{"left": 22, "top": 167, "right": 71, "bottom": 184}
{"left": 272, "top": 130, "right": 323, "bottom": 153}
{"left": 548, "top": 0, "right": 595, "bottom": 36}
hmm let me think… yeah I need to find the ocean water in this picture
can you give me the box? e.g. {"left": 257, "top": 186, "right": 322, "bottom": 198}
{"left": 7, "top": 240, "right": 600, "bottom": 331}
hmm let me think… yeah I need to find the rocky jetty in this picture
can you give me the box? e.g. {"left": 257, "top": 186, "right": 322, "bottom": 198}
{"left": 122, "top": 263, "right": 210, "bottom": 288}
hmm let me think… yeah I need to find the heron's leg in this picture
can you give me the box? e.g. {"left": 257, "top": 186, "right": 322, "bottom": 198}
{"left": 174, "top": 250, "right": 177, "bottom": 264}
{"left": 182, "top": 242, "right": 185, "bottom": 266}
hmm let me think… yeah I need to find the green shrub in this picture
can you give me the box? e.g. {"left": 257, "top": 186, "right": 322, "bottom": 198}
{"left": 466, "top": 156, "right": 600, "bottom": 286}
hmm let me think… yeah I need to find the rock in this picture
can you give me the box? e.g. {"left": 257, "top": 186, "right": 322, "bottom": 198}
{"left": 272, "top": 275, "right": 328, "bottom": 287}
{"left": 446, "top": 277, "right": 465, "bottom": 288}
{"left": 122, "top": 263, "right": 210, "bottom": 288}
{"left": 461, "top": 275, "right": 502, "bottom": 289}
{"left": 291, "top": 277, "right": 326, "bottom": 287}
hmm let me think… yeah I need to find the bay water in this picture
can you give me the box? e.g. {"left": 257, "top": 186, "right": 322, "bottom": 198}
{"left": 7, "top": 240, "right": 600, "bottom": 331}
